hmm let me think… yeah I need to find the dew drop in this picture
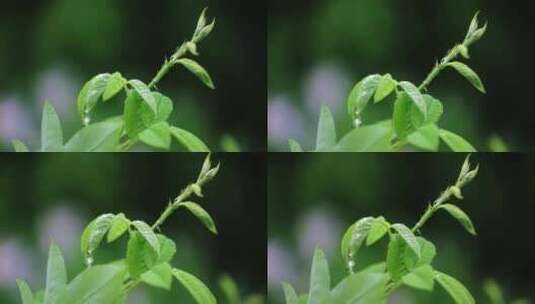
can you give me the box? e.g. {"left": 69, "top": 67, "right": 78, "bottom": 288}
{"left": 353, "top": 117, "right": 362, "bottom": 128}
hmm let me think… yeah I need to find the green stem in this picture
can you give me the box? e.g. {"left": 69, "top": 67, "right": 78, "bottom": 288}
{"left": 418, "top": 45, "right": 461, "bottom": 91}
{"left": 412, "top": 185, "right": 456, "bottom": 232}
{"left": 148, "top": 44, "right": 187, "bottom": 89}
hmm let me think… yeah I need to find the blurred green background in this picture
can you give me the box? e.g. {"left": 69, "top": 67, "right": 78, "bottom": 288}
{"left": 0, "top": 0, "right": 266, "bottom": 151}
{"left": 268, "top": 153, "right": 534, "bottom": 303}
{"left": 268, "top": 0, "right": 535, "bottom": 151}
{"left": 0, "top": 153, "right": 266, "bottom": 303}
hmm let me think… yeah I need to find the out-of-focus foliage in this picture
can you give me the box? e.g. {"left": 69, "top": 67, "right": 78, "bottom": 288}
{"left": 0, "top": 0, "right": 265, "bottom": 151}
{"left": 268, "top": 154, "right": 535, "bottom": 303}
{"left": 268, "top": 0, "right": 534, "bottom": 151}
{"left": 0, "top": 153, "right": 265, "bottom": 303}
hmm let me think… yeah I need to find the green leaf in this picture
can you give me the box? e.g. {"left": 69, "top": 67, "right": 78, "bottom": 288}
{"left": 180, "top": 202, "right": 217, "bottom": 234}
{"left": 346, "top": 74, "right": 381, "bottom": 116}
{"left": 103, "top": 72, "right": 126, "bottom": 101}
{"left": 411, "top": 95, "right": 443, "bottom": 128}
{"left": 398, "top": 81, "right": 426, "bottom": 117}
{"left": 308, "top": 248, "right": 330, "bottom": 304}
{"left": 330, "top": 271, "right": 388, "bottom": 304}
{"left": 408, "top": 124, "right": 440, "bottom": 151}
{"left": 386, "top": 235, "right": 409, "bottom": 282}
{"left": 366, "top": 217, "right": 390, "bottom": 246}
{"left": 439, "top": 204, "right": 477, "bottom": 235}
{"left": 141, "top": 262, "right": 173, "bottom": 290}
{"left": 435, "top": 271, "right": 475, "bottom": 304}
{"left": 139, "top": 121, "right": 171, "bottom": 150}
{"left": 173, "top": 268, "right": 217, "bottom": 304}
{"left": 16, "top": 279, "right": 34, "bottom": 304}
{"left": 123, "top": 91, "right": 153, "bottom": 138}
{"left": 41, "top": 102, "right": 63, "bottom": 152}
{"left": 107, "top": 213, "right": 130, "bottom": 243}
{"left": 64, "top": 120, "right": 123, "bottom": 152}
{"left": 391, "top": 223, "right": 420, "bottom": 258}
{"left": 12, "top": 140, "right": 29, "bottom": 152}
{"left": 77, "top": 73, "right": 111, "bottom": 118}
{"left": 404, "top": 237, "right": 437, "bottom": 269}
{"left": 447, "top": 62, "right": 486, "bottom": 93}
{"left": 335, "top": 120, "right": 392, "bottom": 152}
{"left": 439, "top": 129, "right": 476, "bottom": 152}
{"left": 177, "top": 58, "right": 215, "bottom": 89}
{"left": 483, "top": 279, "right": 506, "bottom": 304}
{"left": 126, "top": 232, "right": 151, "bottom": 278}
{"left": 402, "top": 265, "right": 435, "bottom": 291}
{"left": 289, "top": 139, "right": 304, "bottom": 152}
{"left": 58, "top": 263, "right": 126, "bottom": 304}
{"left": 144, "top": 234, "right": 177, "bottom": 267}
{"left": 374, "top": 74, "right": 396, "bottom": 103}
{"left": 132, "top": 220, "right": 160, "bottom": 257}
{"left": 170, "top": 126, "right": 210, "bottom": 152}
{"left": 153, "top": 92, "right": 174, "bottom": 122}
{"left": 340, "top": 217, "right": 374, "bottom": 263}
{"left": 282, "top": 282, "right": 299, "bottom": 304}
{"left": 316, "top": 105, "right": 337, "bottom": 151}
{"left": 80, "top": 213, "right": 115, "bottom": 262}
{"left": 393, "top": 93, "right": 415, "bottom": 140}
{"left": 44, "top": 242, "right": 67, "bottom": 304}
{"left": 129, "top": 79, "right": 157, "bottom": 113}
{"left": 219, "top": 274, "right": 241, "bottom": 304}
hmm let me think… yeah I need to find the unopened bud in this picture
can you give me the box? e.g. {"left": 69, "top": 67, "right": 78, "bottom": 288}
{"left": 191, "top": 184, "right": 203, "bottom": 197}
{"left": 451, "top": 186, "right": 463, "bottom": 200}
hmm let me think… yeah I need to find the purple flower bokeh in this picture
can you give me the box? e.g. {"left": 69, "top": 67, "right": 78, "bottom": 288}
{"left": 268, "top": 95, "right": 305, "bottom": 145}
{"left": 0, "top": 239, "right": 34, "bottom": 287}
{"left": 267, "top": 240, "right": 297, "bottom": 290}
{"left": 0, "top": 98, "right": 35, "bottom": 142}
{"left": 303, "top": 63, "right": 350, "bottom": 115}
{"left": 35, "top": 66, "right": 79, "bottom": 118}
{"left": 296, "top": 207, "right": 342, "bottom": 259}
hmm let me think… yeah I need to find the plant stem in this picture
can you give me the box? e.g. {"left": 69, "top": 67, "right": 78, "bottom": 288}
{"left": 412, "top": 185, "right": 456, "bottom": 232}
{"left": 418, "top": 45, "right": 461, "bottom": 91}
{"left": 148, "top": 44, "right": 187, "bottom": 89}
{"left": 151, "top": 185, "right": 192, "bottom": 230}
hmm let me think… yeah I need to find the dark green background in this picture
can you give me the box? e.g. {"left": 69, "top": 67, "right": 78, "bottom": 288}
{"left": 268, "top": 153, "right": 534, "bottom": 303}
{"left": 0, "top": 0, "right": 266, "bottom": 151}
{"left": 0, "top": 153, "right": 266, "bottom": 303}
{"left": 268, "top": 0, "right": 535, "bottom": 151}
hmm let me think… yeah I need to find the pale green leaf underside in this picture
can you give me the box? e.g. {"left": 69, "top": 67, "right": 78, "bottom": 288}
{"left": 170, "top": 126, "right": 210, "bottom": 152}
{"left": 44, "top": 243, "right": 67, "bottom": 304}
{"left": 16, "top": 279, "right": 34, "bottom": 304}
{"left": 41, "top": 102, "right": 64, "bottom": 152}
{"left": 316, "top": 105, "right": 336, "bottom": 151}
{"left": 439, "top": 129, "right": 476, "bottom": 152}
{"left": 173, "top": 268, "right": 217, "bottom": 304}
{"left": 439, "top": 204, "right": 477, "bottom": 235}
{"left": 308, "top": 248, "right": 330, "bottom": 304}
{"left": 177, "top": 58, "right": 215, "bottom": 89}
{"left": 447, "top": 62, "right": 486, "bottom": 93}
{"left": 180, "top": 202, "right": 218, "bottom": 234}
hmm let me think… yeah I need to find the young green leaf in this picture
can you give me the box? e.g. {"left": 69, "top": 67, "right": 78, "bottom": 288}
{"left": 41, "top": 102, "right": 64, "bottom": 152}
{"left": 447, "top": 62, "right": 486, "bottom": 93}
{"left": 398, "top": 81, "right": 426, "bottom": 117}
{"left": 374, "top": 74, "right": 396, "bottom": 103}
{"left": 435, "top": 271, "right": 475, "bottom": 304}
{"left": 12, "top": 140, "right": 29, "bottom": 152}
{"left": 64, "top": 120, "right": 123, "bottom": 152}
{"left": 107, "top": 213, "right": 130, "bottom": 243}
{"left": 139, "top": 121, "right": 172, "bottom": 150}
{"left": 408, "top": 124, "right": 440, "bottom": 151}
{"left": 170, "top": 126, "right": 210, "bottom": 152}
{"left": 340, "top": 217, "right": 374, "bottom": 262}
{"left": 393, "top": 93, "right": 415, "bottom": 140}
{"left": 391, "top": 223, "right": 420, "bottom": 258}
{"left": 282, "top": 282, "right": 299, "bottom": 304}
{"left": 58, "top": 263, "right": 127, "bottom": 304}
{"left": 289, "top": 139, "right": 304, "bottom": 152}
{"left": 126, "top": 232, "right": 151, "bottom": 278}
{"left": 180, "top": 201, "right": 217, "bottom": 234}
{"left": 132, "top": 220, "right": 160, "bottom": 256}
{"left": 386, "top": 235, "right": 409, "bottom": 282}
{"left": 102, "top": 72, "right": 126, "bottom": 101}
{"left": 402, "top": 265, "right": 435, "bottom": 291}
{"left": 140, "top": 262, "right": 173, "bottom": 290}
{"left": 123, "top": 91, "right": 154, "bottom": 138}
{"left": 153, "top": 92, "right": 174, "bottom": 122}
{"left": 411, "top": 95, "right": 443, "bottom": 128}
{"left": 16, "top": 279, "right": 34, "bottom": 304}
{"left": 77, "top": 73, "right": 111, "bottom": 118}
{"left": 80, "top": 213, "right": 115, "bottom": 262}
{"left": 330, "top": 272, "right": 388, "bottom": 304}
{"left": 366, "top": 217, "right": 390, "bottom": 246}
{"left": 404, "top": 237, "right": 437, "bottom": 269}
{"left": 346, "top": 74, "right": 381, "bottom": 116}
{"left": 176, "top": 58, "right": 215, "bottom": 89}
{"left": 439, "top": 129, "right": 476, "bottom": 152}
{"left": 128, "top": 79, "right": 157, "bottom": 113}
{"left": 144, "top": 234, "right": 178, "bottom": 266}
{"left": 439, "top": 204, "right": 477, "bottom": 235}
{"left": 44, "top": 242, "right": 67, "bottom": 304}
{"left": 308, "top": 248, "right": 330, "bottom": 304}
{"left": 335, "top": 120, "right": 392, "bottom": 152}
{"left": 173, "top": 268, "right": 217, "bottom": 304}
{"left": 316, "top": 105, "right": 337, "bottom": 151}
{"left": 219, "top": 274, "right": 241, "bottom": 304}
